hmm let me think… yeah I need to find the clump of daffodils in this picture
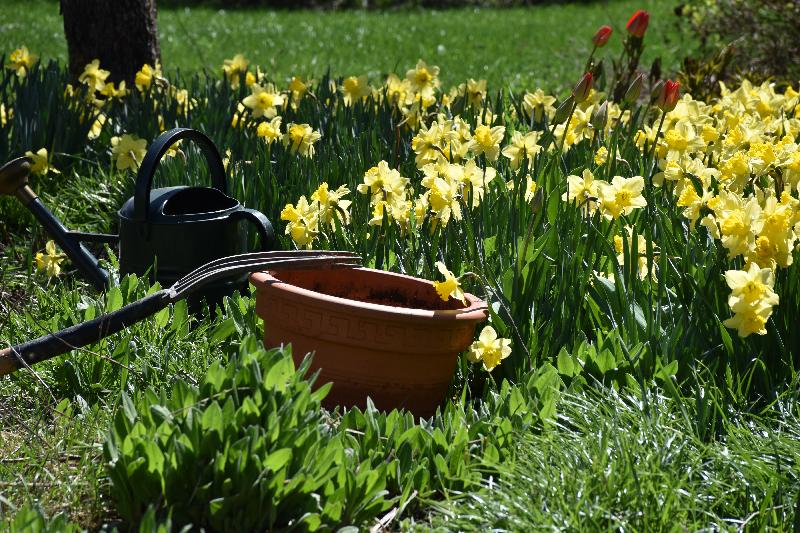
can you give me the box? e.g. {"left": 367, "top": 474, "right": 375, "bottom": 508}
{"left": 467, "top": 326, "right": 512, "bottom": 372}
{"left": 281, "top": 183, "right": 352, "bottom": 249}
{"left": 722, "top": 263, "right": 779, "bottom": 337}
{"left": 357, "top": 160, "right": 414, "bottom": 229}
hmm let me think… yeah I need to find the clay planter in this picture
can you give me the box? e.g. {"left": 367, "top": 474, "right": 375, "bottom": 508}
{"left": 250, "top": 267, "right": 487, "bottom": 417}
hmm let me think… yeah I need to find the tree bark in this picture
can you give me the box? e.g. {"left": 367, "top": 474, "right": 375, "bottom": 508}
{"left": 60, "top": 0, "right": 161, "bottom": 84}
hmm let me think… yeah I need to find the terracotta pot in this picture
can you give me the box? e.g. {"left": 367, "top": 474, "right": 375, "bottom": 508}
{"left": 250, "top": 267, "right": 488, "bottom": 417}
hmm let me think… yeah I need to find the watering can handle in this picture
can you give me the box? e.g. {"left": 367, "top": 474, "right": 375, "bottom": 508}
{"left": 133, "top": 128, "right": 227, "bottom": 222}
{"left": 230, "top": 208, "right": 276, "bottom": 251}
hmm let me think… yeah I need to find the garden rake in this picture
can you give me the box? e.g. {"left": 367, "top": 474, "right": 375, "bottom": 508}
{"left": 0, "top": 250, "right": 361, "bottom": 376}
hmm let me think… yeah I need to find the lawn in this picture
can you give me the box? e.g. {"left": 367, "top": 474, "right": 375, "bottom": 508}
{"left": 1, "top": 0, "right": 688, "bottom": 90}
{"left": 2, "top": 0, "right": 800, "bottom": 531}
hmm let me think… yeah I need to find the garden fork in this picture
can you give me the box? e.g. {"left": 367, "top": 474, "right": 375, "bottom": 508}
{"left": 0, "top": 250, "right": 361, "bottom": 376}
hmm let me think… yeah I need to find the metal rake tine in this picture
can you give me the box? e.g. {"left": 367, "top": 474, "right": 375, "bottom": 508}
{"left": 172, "top": 253, "right": 361, "bottom": 288}
{"left": 171, "top": 256, "right": 361, "bottom": 299}
{"left": 175, "top": 250, "right": 360, "bottom": 287}
{"left": 172, "top": 252, "right": 361, "bottom": 293}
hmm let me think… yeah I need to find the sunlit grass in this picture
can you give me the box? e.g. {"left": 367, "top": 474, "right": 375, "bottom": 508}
{"left": 0, "top": 0, "right": 691, "bottom": 90}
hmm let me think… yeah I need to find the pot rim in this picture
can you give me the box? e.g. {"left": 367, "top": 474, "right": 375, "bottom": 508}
{"left": 250, "top": 267, "right": 488, "bottom": 322}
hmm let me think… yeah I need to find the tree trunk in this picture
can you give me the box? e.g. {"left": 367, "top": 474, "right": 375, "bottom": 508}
{"left": 60, "top": 0, "right": 161, "bottom": 84}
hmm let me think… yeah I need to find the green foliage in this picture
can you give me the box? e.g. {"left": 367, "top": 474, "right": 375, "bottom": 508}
{"left": 0, "top": 503, "right": 82, "bottom": 533}
{"left": 677, "top": 0, "right": 800, "bottom": 90}
{"left": 104, "top": 337, "right": 562, "bottom": 530}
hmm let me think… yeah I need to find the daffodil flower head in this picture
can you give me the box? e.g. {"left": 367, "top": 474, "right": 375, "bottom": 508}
{"left": 79, "top": 59, "right": 111, "bottom": 93}
{"left": 282, "top": 123, "right": 322, "bottom": 158}
{"left": 25, "top": 148, "right": 59, "bottom": 176}
{"left": 257, "top": 116, "right": 283, "bottom": 145}
{"left": 111, "top": 134, "right": 148, "bottom": 171}
{"left": 598, "top": 175, "right": 647, "bottom": 220}
{"left": 222, "top": 54, "right": 250, "bottom": 89}
{"left": 36, "top": 240, "right": 66, "bottom": 277}
{"left": 467, "top": 326, "right": 512, "bottom": 372}
{"left": 7, "top": 46, "right": 38, "bottom": 78}
{"left": 242, "top": 83, "right": 285, "bottom": 119}
{"left": 432, "top": 261, "right": 466, "bottom": 305}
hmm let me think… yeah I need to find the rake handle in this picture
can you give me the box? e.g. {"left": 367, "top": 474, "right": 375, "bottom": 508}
{"left": 0, "top": 291, "right": 170, "bottom": 377}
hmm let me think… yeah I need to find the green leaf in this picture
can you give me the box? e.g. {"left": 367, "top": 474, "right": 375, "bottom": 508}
{"left": 170, "top": 300, "right": 189, "bottom": 336}
{"left": 718, "top": 319, "right": 734, "bottom": 357}
{"left": 201, "top": 401, "right": 224, "bottom": 436}
{"left": 106, "top": 286, "right": 123, "bottom": 312}
{"left": 655, "top": 360, "right": 679, "bottom": 382}
{"left": 556, "top": 347, "right": 578, "bottom": 377}
{"left": 263, "top": 448, "right": 292, "bottom": 472}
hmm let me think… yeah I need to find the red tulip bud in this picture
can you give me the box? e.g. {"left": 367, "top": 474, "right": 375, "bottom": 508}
{"left": 656, "top": 80, "right": 680, "bottom": 112}
{"left": 626, "top": 10, "right": 650, "bottom": 39}
{"left": 592, "top": 25, "right": 613, "bottom": 47}
{"left": 572, "top": 72, "right": 594, "bottom": 103}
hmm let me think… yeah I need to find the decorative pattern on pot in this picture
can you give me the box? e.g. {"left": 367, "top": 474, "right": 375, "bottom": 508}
{"left": 251, "top": 267, "right": 488, "bottom": 417}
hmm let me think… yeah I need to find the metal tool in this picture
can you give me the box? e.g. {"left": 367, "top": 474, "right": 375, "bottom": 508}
{"left": 0, "top": 250, "right": 360, "bottom": 376}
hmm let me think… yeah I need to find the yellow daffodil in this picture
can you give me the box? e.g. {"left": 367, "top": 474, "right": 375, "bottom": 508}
{"left": 594, "top": 146, "right": 609, "bottom": 166}
{"left": 135, "top": 63, "right": 162, "bottom": 92}
{"left": 7, "top": 46, "right": 38, "bottom": 77}
{"left": 470, "top": 124, "right": 505, "bottom": 162}
{"left": 311, "top": 182, "right": 351, "bottom": 229}
{"left": 432, "top": 261, "right": 466, "bottom": 305}
{"left": 722, "top": 262, "right": 779, "bottom": 337}
{"left": 0, "top": 103, "right": 10, "bottom": 127}
{"left": 598, "top": 175, "right": 647, "bottom": 220}
{"left": 256, "top": 116, "right": 283, "bottom": 145}
{"left": 502, "top": 131, "right": 542, "bottom": 170}
{"left": 25, "top": 148, "right": 59, "bottom": 176}
{"left": 282, "top": 123, "right": 322, "bottom": 158}
{"left": 406, "top": 59, "right": 440, "bottom": 94}
{"left": 79, "top": 59, "right": 110, "bottom": 92}
{"left": 36, "top": 240, "right": 66, "bottom": 277}
{"left": 562, "top": 168, "right": 600, "bottom": 214}
{"left": 280, "top": 196, "right": 319, "bottom": 249}
{"left": 522, "top": 89, "right": 557, "bottom": 122}
{"left": 100, "top": 81, "right": 128, "bottom": 100}
{"left": 222, "top": 54, "right": 249, "bottom": 89}
{"left": 111, "top": 134, "right": 147, "bottom": 170}
{"left": 357, "top": 160, "right": 409, "bottom": 203}
{"left": 242, "top": 83, "right": 284, "bottom": 119}
{"left": 467, "top": 326, "right": 512, "bottom": 372}
{"left": 341, "top": 75, "right": 371, "bottom": 106}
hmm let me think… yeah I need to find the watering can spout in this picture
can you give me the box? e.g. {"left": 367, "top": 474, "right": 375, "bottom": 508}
{"left": 0, "top": 156, "right": 112, "bottom": 291}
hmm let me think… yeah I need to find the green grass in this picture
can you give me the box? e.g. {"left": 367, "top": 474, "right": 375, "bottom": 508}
{"left": 0, "top": 0, "right": 690, "bottom": 90}
{"left": 418, "top": 390, "right": 800, "bottom": 530}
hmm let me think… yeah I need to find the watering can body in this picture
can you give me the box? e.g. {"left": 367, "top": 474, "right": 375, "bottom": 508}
{"left": 0, "top": 128, "right": 275, "bottom": 302}
{"left": 116, "top": 128, "right": 275, "bottom": 301}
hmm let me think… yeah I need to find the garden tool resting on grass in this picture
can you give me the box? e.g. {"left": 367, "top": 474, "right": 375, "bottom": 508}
{"left": 0, "top": 127, "right": 276, "bottom": 303}
{"left": 0, "top": 250, "right": 361, "bottom": 376}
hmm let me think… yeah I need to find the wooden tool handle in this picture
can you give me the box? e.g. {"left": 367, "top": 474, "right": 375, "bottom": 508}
{"left": 0, "top": 291, "right": 170, "bottom": 376}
